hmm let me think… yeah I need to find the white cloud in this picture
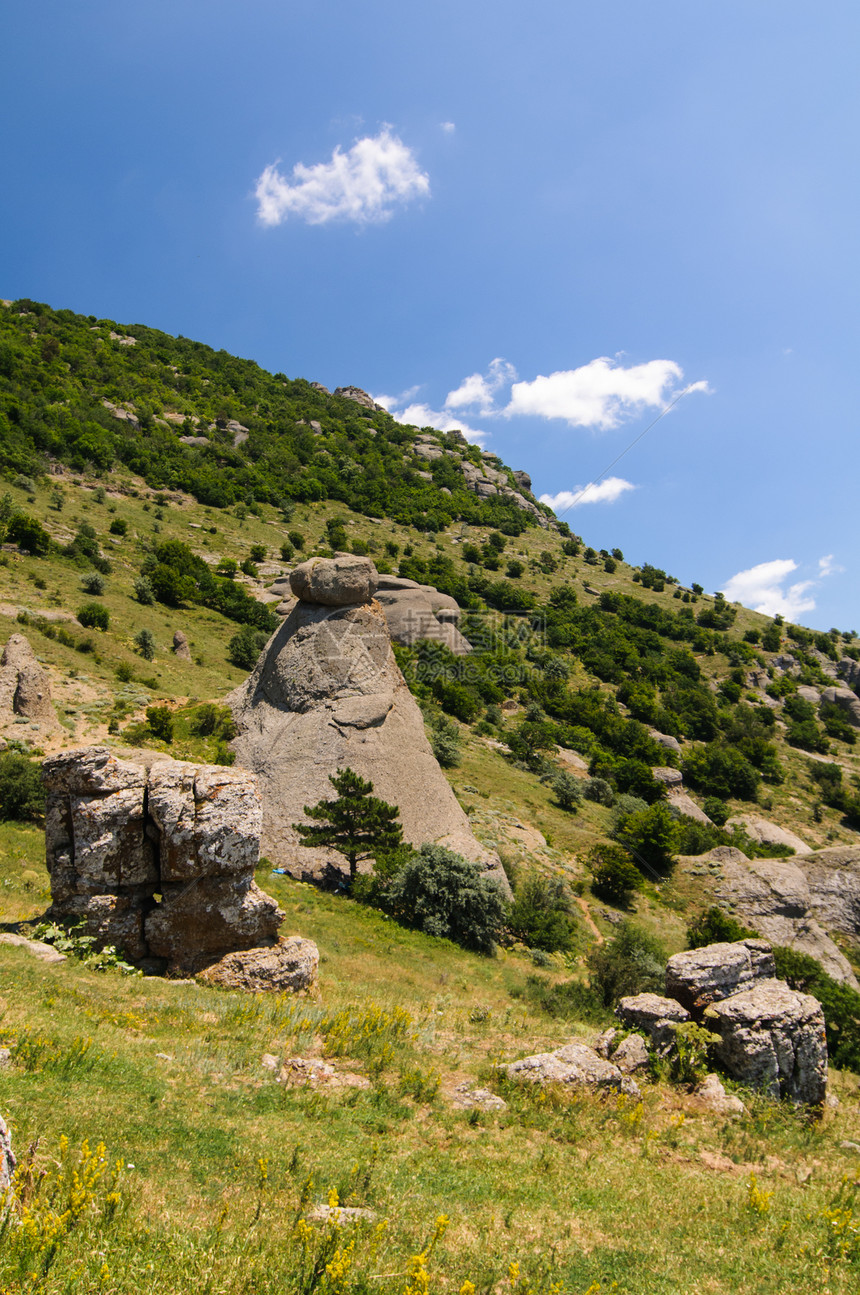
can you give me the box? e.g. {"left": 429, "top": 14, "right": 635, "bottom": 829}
{"left": 373, "top": 395, "right": 488, "bottom": 447}
{"left": 818, "top": 554, "right": 843, "bottom": 578}
{"left": 504, "top": 357, "right": 685, "bottom": 429}
{"left": 440, "top": 121, "right": 456, "bottom": 133}
{"left": 540, "top": 478, "right": 636, "bottom": 511}
{"left": 444, "top": 358, "right": 517, "bottom": 413}
{"left": 255, "top": 128, "right": 429, "bottom": 227}
{"left": 721, "top": 559, "right": 816, "bottom": 619}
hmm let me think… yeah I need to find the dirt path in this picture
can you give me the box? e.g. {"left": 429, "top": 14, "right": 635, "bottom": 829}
{"left": 576, "top": 896, "right": 604, "bottom": 945}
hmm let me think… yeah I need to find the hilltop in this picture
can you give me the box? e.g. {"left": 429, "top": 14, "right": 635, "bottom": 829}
{"left": 2, "top": 297, "right": 860, "bottom": 1293}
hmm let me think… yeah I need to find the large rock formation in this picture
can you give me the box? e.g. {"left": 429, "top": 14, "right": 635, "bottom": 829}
{"left": 726, "top": 814, "right": 811, "bottom": 856}
{"left": 0, "top": 633, "right": 56, "bottom": 725}
{"left": 705, "top": 981, "right": 828, "bottom": 1105}
{"left": 42, "top": 747, "right": 297, "bottom": 977}
{"left": 714, "top": 850, "right": 859, "bottom": 987}
{"left": 500, "top": 1040, "right": 641, "bottom": 1098}
{"left": 821, "top": 686, "right": 860, "bottom": 727}
{"left": 228, "top": 556, "right": 509, "bottom": 891}
{"left": 374, "top": 576, "right": 472, "bottom": 655}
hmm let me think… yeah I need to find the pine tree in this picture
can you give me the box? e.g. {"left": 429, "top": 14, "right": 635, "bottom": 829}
{"left": 294, "top": 768, "right": 403, "bottom": 886}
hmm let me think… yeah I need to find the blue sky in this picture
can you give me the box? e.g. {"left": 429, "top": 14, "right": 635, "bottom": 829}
{"left": 2, "top": 1, "right": 857, "bottom": 629}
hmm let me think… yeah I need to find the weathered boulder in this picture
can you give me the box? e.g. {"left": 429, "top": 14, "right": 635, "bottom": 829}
{"left": 726, "top": 814, "right": 810, "bottom": 856}
{"left": 0, "top": 1114, "right": 15, "bottom": 1194}
{"left": 611, "top": 1033, "right": 650, "bottom": 1074}
{"left": 693, "top": 1073, "right": 746, "bottom": 1116}
{"left": 714, "top": 851, "right": 859, "bottom": 987}
{"left": 289, "top": 555, "right": 378, "bottom": 607}
{"left": 821, "top": 686, "right": 860, "bottom": 728}
{"left": 333, "top": 385, "right": 384, "bottom": 412}
{"left": 195, "top": 936, "right": 318, "bottom": 992}
{"left": 0, "top": 634, "right": 55, "bottom": 724}
{"left": 0, "top": 932, "right": 67, "bottom": 964}
{"left": 652, "top": 767, "right": 683, "bottom": 790}
{"left": 616, "top": 993, "right": 690, "bottom": 1037}
{"left": 837, "top": 658, "right": 860, "bottom": 690}
{"left": 228, "top": 562, "right": 508, "bottom": 891}
{"left": 796, "top": 685, "right": 821, "bottom": 705}
{"left": 42, "top": 747, "right": 294, "bottom": 979}
{"left": 512, "top": 469, "right": 532, "bottom": 493}
{"left": 145, "top": 877, "right": 283, "bottom": 968}
{"left": 649, "top": 730, "right": 682, "bottom": 754}
{"left": 172, "top": 630, "right": 192, "bottom": 661}
{"left": 501, "top": 1040, "right": 640, "bottom": 1098}
{"left": 665, "top": 940, "right": 776, "bottom": 1015}
{"left": 705, "top": 980, "right": 827, "bottom": 1105}
{"left": 666, "top": 792, "right": 713, "bottom": 826}
{"left": 147, "top": 762, "right": 262, "bottom": 881}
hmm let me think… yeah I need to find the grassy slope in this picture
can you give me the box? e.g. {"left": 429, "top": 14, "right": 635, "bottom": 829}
{"left": 2, "top": 834, "right": 860, "bottom": 1294}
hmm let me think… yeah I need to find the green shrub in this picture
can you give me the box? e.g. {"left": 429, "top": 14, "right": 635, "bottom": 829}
{"left": 583, "top": 777, "right": 614, "bottom": 806}
{"left": 614, "top": 801, "right": 679, "bottom": 875}
{"left": 288, "top": 531, "right": 305, "bottom": 550}
{"left": 190, "top": 702, "right": 237, "bottom": 740}
{"left": 108, "top": 518, "right": 128, "bottom": 536}
{"left": 134, "top": 629, "right": 155, "bottom": 660}
{"left": 133, "top": 575, "right": 155, "bottom": 605}
{"left": 551, "top": 770, "right": 582, "bottom": 811}
{"left": 77, "top": 602, "right": 109, "bottom": 630}
{"left": 587, "top": 842, "right": 642, "bottom": 906}
{"left": 8, "top": 513, "right": 51, "bottom": 555}
{"left": 146, "top": 707, "right": 174, "bottom": 743}
{"left": 587, "top": 921, "right": 667, "bottom": 1007}
{"left": 80, "top": 572, "right": 105, "bottom": 596}
{"left": 682, "top": 743, "right": 760, "bottom": 801}
{"left": 0, "top": 752, "right": 45, "bottom": 821}
{"left": 279, "top": 542, "right": 294, "bottom": 563}
{"left": 429, "top": 714, "right": 461, "bottom": 768}
{"left": 520, "top": 974, "right": 608, "bottom": 1025}
{"left": 687, "top": 906, "right": 758, "bottom": 949}
{"left": 386, "top": 843, "right": 506, "bottom": 954}
{"left": 228, "top": 625, "right": 268, "bottom": 670}
{"left": 773, "top": 946, "right": 860, "bottom": 1073}
{"left": 249, "top": 544, "right": 266, "bottom": 563}
{"left": 506, "top": 872, "right": 578, "bottom": 952}
{"left": 702, "top": 796, "right": 730, "bottom": 826}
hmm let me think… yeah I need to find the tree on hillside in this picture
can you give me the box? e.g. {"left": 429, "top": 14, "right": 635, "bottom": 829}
{"left": 295, "top": 768, "right": 403, "bottom": 886}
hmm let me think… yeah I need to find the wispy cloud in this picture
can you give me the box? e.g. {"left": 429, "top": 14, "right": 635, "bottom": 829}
{"left": 255, "top": 128, "right": 429, "bottom": 227}
{"left": 504, "top": 357, "right": 688, "bottom": 429}
{"left": 721, "top": 554, "right": 841, "bottom": 619}
{"left": 440, "top": 121, "right": 456, "bottom": 134}
{"left": 540, "top": 478, "right": 636, "bottom": 511}
{"left": 373, "top": 395, "right": 488, "bottom": 447}
{"left": 444, "top": 358, "right": 517, "bottom": 414}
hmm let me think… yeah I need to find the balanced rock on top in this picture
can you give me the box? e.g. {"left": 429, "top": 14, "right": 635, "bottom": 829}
{"left": 228, "top": 556, "right": 509, "bottom": 891}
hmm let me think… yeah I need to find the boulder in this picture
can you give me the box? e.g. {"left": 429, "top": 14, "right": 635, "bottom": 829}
{"left": 333, "top": 385, "right": 385, "bottom": 412}
{"left": 726, "top": 815, "right": 810, "bottom": 856}
{"left": 196, "top": 936, "right": 318, "bottom": 992}
{"left": 611, "top": 1033, "right": 650, "bottom": 1073}
{"left": 665, "top": 940, "right": 776, "bottom": 1014}
{"left": 0, "top": 633, "right": 55, "bottom": 723}
{"left": 652, "top": 767, "right": 683, "bottom": 790}
{"left": 714, "top": 851, "right": 859, "bottom": 987}
{"left": 796, "top": 685, "right": 821, "bottom": 705}
{"left": 616, "top": 993, "right": 690, "bottom": 1037}
{"left": 374, "top": 581, "right": 471, "bottom": 655}
{"left": 649, "top": 730, "right": 682, "bottom": 754}
{"left": 145, "top": 877, "right": 283, "bottom": 968}
{"left": 705, "top": 980, "right": 827, "bottom": 1105}
{"left": 501, "top": 1040, "right": 640, "bottom": 1098}
{"left": 837, "top": 658, "right": 860, "bottom": 690}
{"left": 0, "top": 1113, "right": 15, "bottom": 1195}
{"left": 820, "top": 686, "right": 860, "bottom": 728}
{"left": 290, "top": 555, "right": 378, "bottom": 607}
{"left": 147, "top": 762, "right": 262, "bottom": 881}
{"left": 0, "top": 932, "right": 67, "bottom": 964}
{"left": 666, "top": 792, "right": 713, "bottom": 826}
{"left": 450, "top": 1084, "right": 508, "bottom": 1112}
{"left": 693, "top": 1073, "right": 746, "bottom": 1116}
{"left": 512, "top": 470, "right": 532, "bottom": 493}
{"left": 172, "top": 630, "right": 192, "bottom": 661}
{"left": 228, "top": 566, "right": 508, "bottom": 891}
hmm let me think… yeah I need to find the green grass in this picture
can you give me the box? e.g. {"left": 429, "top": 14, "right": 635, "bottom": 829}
{"left": 2, "top": 841, "right": 860, "bottom": 1293}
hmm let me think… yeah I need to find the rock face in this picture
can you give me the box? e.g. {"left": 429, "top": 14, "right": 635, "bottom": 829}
{"left": 228, "top": 558, "right": 509, "bottom": 891}
{"left": 374, "top": 576, "right": 472, "bottom": 655}
{"left": 333, "top": 385, "right": 385, "bottom": 412}
{"left": 726, "top": 814, "right": 810, "bottom": 856}
{"left": 0, "top": 1113, "right": 15, "bottom": 1194}
{"left": 501, "top": 1040, "right": 641, "bottom": 1098}
{"left": 616, "top": 993, "right": 690, "bottom": 1036}
{"left": 665, "top": 939, "right": 776, "bottom": 1014}
{"left": 42, "top": 747, "right": 292, "bottom": 975}
{"left": 0, "top": 634, "right": 55, "bottom": 724}
{"left": 172, "top": 630, "right": 192, "bottom": 661}
{"left": 705, "top": 981, "right": 828, "bottom": 1105}
{"left": 821, "top": 686, "right": 860, "bottom": 727}
{"left": 714, "top": 850, "right": 859, "bottom": 987}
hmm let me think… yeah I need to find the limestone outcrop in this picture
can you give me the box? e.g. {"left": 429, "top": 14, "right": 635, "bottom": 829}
{"left": 374, "top": 576, "right": 472, "bottom": 655}
{"left": 228, "top": 557, "right": 509, "bottom": 891}
{"left": 172, "top": 630, "right": 192, "bottom": 661}
{"left": 0, "top": 633, "right": 56, "bottom": 725}
{"left": 42, "top": 747, "right": 298, "bottom": 977}
{"left": 820, "top": 686, "right": 860, "bottom": 727}
{"left": 713, "top": 850, "right": 859, "bottom": 986}
{"left": 726, "top": 814, "right": 811, "bottom": 855}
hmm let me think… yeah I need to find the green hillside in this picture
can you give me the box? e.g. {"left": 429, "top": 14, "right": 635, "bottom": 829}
{"left": 2, "top": 297, "right": 860, "bottom": 1294}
